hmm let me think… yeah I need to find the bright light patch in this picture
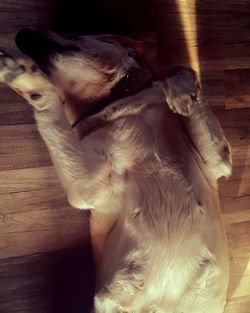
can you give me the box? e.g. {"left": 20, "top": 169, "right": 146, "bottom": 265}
{"left": 177, "top": 0, "right": 201, "bottom": 81}
{"left": 230, "top": 259, "right": 250, "bottom": 299}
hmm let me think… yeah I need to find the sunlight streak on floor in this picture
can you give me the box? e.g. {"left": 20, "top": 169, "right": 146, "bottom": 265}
{"left": 176, "top": 0, "right": 201, "bottom": 81}
{"left": 230, "top": 259, "right": 250, "bottom": 299}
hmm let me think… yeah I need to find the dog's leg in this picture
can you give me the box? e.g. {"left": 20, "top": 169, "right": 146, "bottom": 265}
{"left": 90, "top": 210, "right": 118, "bottom": 268}
{"left": 162, "top": 66, "right": 232, "bottom": 181}
{"left": 0, "top": 52, "right": 85, "bottom": 190}
{"left": 0, "top": 52, "right": 118, "bottom": 265}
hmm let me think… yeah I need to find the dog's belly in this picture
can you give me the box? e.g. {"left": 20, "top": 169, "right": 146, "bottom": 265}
{"left": 66, "top": 94, "right": 228, "bottom": 310}
{"left": 97, "top": 164, "right": 228, "bottom": 310}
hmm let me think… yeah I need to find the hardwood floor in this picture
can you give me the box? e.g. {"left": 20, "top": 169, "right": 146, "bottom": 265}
{"left": 216, "top": 109, "right": 250, "bottom": 313}
{"left": 0, "top": 0, "right": 250, "bottom": 312}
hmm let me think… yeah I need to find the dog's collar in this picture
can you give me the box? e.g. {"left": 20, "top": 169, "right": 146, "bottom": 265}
{"left": 71, "top": 65, "right": 153, "bottom": 128}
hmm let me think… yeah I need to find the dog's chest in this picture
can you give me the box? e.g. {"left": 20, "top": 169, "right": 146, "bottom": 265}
{"left": 80, "top": 116, "right": 155, "bottom": 176}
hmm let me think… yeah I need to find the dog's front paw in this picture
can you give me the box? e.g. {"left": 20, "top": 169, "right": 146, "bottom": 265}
{"left": 162, "top": 66, "right": 200, "bottom": 117}
{"left": 0, "top": 51, "right": 25, "bottom": 84}
{"left": 0, "top": 51, "right": 60, "bottom": 111}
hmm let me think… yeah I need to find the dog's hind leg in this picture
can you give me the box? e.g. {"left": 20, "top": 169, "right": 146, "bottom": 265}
{"left": 162, "top": 66, "right": 232, "bottom": 182}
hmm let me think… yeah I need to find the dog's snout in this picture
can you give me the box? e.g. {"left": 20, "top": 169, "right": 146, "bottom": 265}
{"left": 15, "top": 29, "right": 81, "bottom": 75}
{"left": 16, "top": 28, "right": 65, "bottom": 55}
{"left": 16, "top": 28, "right": 38, "bottom": 48}
{"left": 16, "top": 29, "right": 52, "bottom": 54}
{"left": 15, "top": 28, "right": 64, "bottom": 74}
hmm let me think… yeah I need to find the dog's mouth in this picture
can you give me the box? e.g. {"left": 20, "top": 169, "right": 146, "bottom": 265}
{"left": 15, "top": 28, "right": 79, "bottom": 74}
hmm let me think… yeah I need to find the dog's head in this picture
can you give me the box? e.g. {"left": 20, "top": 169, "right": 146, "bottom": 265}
{"left": 15, "top": 29, "right": 143, "bottom": 104}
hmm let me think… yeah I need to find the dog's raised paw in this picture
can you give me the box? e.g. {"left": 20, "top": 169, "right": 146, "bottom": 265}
{"left": 0, "top": 53, "right": 15, "bottom": 68}
{"left": 0, "top": 52, "right": 25, "bottom": 84}
{"left": 162, "top": 66, "right": 200, "bottom": 117}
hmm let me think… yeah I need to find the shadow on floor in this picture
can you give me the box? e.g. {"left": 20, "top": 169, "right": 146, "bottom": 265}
{"left": 0, "top": 243, "right": 95, "bottom": 313}
{"left": 51, "top": 0, "right": 155, "bottom": 35}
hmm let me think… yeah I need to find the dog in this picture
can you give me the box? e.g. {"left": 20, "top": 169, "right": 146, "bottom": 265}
{"left": 0, "top": 29, "right": 232, "bottom": 313}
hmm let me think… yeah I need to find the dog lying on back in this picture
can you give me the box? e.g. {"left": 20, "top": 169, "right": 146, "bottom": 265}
{"left": 0, "top": 29, "right": 232, "bottom": 313}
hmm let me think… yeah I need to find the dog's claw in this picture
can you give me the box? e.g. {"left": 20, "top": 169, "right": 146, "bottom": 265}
{"left": 0, "top": 53, "right": 15, "bottom": 69}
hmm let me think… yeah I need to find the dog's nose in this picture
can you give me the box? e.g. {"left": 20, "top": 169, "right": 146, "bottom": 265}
{"left": 15, "top": 28, "right": 63, "bottom": 74}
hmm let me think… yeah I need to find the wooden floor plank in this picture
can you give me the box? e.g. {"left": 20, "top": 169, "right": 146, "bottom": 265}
{"left": 0, "top": 209, "right": 89, "bottom": 258}
{"left": 0, "top": 124, "right": 51, "bottom": 170}
{"left": 0, "top": 166, "right": 90, "bottom": 258}
{"left": 225, "top": 69, "right": 250, "bottom": 109}
{"left": 225, "top": 296, "right": 250, "bottom": 313}
{"left": 155, "top": 0, "right": 250, "bottom": 109}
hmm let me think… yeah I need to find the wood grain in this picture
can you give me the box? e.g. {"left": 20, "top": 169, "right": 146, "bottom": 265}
{"left": 155, "top": 0, "right": 250, "bottom": 109}
{"left": 0, "top": 246, "right": 95, "bottom": 313}
{"left": 214, "top": 108, "right": 250, "bottom": 311}
{"left": 225, "top": 69, "right": 250, "bottom": 109}
{"left": 0, "top": 0, "right": 250, "bottom": 312}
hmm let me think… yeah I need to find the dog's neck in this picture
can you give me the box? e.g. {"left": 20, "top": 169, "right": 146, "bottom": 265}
{"left": 71, "top": 65, "right": 153, "bottom": 128}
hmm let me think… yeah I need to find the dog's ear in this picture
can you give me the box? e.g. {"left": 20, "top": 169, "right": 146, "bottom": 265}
{"left": 94, "top": 34, "right": 144, "bottom": 58}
